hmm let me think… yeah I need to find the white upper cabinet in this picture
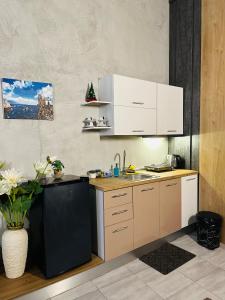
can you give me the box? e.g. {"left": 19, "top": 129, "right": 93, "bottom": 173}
{"left": 99, "top": 74, "right": 183, "bottom": 136}
{"left": 99, "top": 74, "right": 157, "bottom": 109}
{"left": 157, "top": 83, "right": 183, "bottom": 135}
{"left": 181, "top": 175, "right": 198, "bottom": 227}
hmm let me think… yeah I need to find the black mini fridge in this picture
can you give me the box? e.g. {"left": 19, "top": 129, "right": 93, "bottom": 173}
{"left": 29, "top": 175, "right": 92, "bottom": 278}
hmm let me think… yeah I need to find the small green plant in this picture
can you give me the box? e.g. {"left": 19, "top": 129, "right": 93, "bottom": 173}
{"left": 85, "top": 82, "right": 97, "bottom": 102}
{"left": 46, "top": 155, "right": 64, "bottom": 172}
{"left": 51, "top": 160, "right": 64, "bottom": 172}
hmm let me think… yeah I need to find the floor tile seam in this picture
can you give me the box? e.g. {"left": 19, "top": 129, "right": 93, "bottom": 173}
{"left": 175, "top": 260, "right": 218, "bottom": 280}
{"left": 202, "top": 257, "right": 225, "bottom": 268}
{"left": 164, "top": 281, "right": 193, "bottom": 300}
{"left": 119, "top": 281, "right": 164, "bottom": 300}
{"left": 146, "top": 278, "right": 193, "bottom": 300}
{"left": 141, "top": 279, "right": 164, "bottom": 297}
{"left": 71, "top": 288, "right": 103, "bottom": 300}
{"left": 51, "top": 281, "right": 97, "bottom": 300}
{"left": 97, "top": 272, "right": 147, "bottom": 297}
{"left": 144, "top": 283, "right": 164, "bottom": 300}
{"left": 194, "top": 281, "right": 223, "bottom": 300}
{"left": 91, "top": 268, "right": 134, "bottom": 290}
{"left": 97, "top": 288, "right": 108, "bottom": 300}
{"left": 196, "top": 275, "right": 222, "bottom": 294}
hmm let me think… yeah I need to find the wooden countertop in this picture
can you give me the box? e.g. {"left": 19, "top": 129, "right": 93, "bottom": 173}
{"left": 90, "top": 169, "right": 198, "bottom": 191}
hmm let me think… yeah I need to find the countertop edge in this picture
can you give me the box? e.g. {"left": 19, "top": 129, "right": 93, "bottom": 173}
{"left": 90, "top": 169, "right": 198, "bottom": 191}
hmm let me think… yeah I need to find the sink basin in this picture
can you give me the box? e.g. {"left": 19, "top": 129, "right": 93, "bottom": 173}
{"left": 120, "top": 174, "right": 160, "bottom": 181}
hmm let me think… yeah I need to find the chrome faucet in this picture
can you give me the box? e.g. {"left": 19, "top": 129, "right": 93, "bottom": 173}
{"left": 122, "top": 150, "right": 126, "bottom": 174}
{"left": 114, "top": 153, "right": 121, "bottom": 171}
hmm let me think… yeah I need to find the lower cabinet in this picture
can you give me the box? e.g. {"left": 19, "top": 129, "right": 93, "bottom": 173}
{"left": 95, "top": 175, "right": 196, "bottom": 261}
{"left": 159, "top": 178, "right": 181, "bottom": 237}
{"left": 133, "top": 182, "right": 160, "bottom": 249}
{"left": 104, "top": 203, "right": 133, "bottom": 227}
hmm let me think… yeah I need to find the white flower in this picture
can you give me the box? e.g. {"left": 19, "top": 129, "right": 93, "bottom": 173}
{"left": 34, "top": 161, "right": 52, "bottom": 175}
{"left": 0, "top": 180, "right": 11, "bottom": 195}
{"left": 0, "top": 169, "right": 24, "bottom": 188}
{"left": 48, "top": 156, "right": 57, "bottom": 163}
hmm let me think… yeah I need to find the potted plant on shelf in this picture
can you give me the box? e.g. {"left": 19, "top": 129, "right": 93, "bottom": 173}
{"left": 85, "top": 82, "right": 97, "bottom": 102}
{"left": 47, "top": 156, "right": 64, "bottom": 179}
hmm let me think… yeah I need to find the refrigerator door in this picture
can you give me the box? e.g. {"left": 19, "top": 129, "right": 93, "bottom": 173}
{"left": 43, "top": 180, "right": 91, "bottom": 277}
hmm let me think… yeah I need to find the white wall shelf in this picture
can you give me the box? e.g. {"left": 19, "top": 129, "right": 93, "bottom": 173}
{"left": 81, "top": 101, "right": 111, "bottom": 106}
{"left": 82, "top": 126, "right": 112, "bottom": 131}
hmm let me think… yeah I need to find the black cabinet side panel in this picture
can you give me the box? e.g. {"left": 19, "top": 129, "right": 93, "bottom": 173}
{"left": 169, "top": 0, "right": 201, "bottom": 170}
{"left": 191, "top": 0, "right": 201, "bottom": 170}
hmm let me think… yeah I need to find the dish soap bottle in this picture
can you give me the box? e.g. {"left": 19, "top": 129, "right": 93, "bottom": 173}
{"left": 113, "top": 163, "right": 120, "bottom": 177}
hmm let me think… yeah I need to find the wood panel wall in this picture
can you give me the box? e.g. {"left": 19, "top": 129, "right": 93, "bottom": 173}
{"left": 200, "top": 0, "right": 225, "bottom": 242}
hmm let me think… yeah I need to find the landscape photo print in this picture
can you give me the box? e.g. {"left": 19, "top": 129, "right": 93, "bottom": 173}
{"left": 2, "top": 78, "right": 54, "bottom": 120}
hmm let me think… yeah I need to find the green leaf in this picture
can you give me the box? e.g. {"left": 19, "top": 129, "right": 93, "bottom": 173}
{"left": 24, "top": 180, "right": 43, "bottom": 195}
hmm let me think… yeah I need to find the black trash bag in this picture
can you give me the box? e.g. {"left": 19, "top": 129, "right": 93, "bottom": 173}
{"left": 197, "top": 211, "right": 222, "bottom": 250}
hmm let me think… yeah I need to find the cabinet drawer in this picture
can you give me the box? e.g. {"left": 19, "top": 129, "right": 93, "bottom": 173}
{"left": 105, "top": 219, "right": 133, "bottom": 261}
{"left": 104, "top": 187, "right": 132, "bottom": 209}
{"left": 104, "top": 203, "right": 133, "bottom": 226}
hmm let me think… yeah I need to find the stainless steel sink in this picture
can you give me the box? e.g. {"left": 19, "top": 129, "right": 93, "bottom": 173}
{"left": 120, "top": 174, "right": 160, "bottom": 181}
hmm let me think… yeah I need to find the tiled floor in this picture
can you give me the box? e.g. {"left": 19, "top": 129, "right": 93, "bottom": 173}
{"left": 51, "top": 235, "right": 225, "bottom": 300}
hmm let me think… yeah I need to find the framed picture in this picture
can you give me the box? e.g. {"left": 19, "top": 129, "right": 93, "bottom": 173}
{"left": 2, "top": 78, "right": 54, "bottom": 120}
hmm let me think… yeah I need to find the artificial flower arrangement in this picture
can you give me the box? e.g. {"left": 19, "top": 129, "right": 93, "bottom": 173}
{"left": 0, "top": 156, "right": 64, "bottom": 279}
{"left": 0, "top": 155, "right": 64, "bottom": 229}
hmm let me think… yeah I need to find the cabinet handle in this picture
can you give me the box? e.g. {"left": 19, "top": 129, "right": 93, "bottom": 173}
{"left": 112, "top": 209, "right": 128, "bottom": 216}
{"left": 132, "top": 101, "right": 144, "bottom": 105}
{"left": 141, "top": 187, "right": 154, "bottom": 192}
{"left": 167, "top": 130, "right": 177, "bottom": 133}
{"left": 132, "top": 130, "right": 144, "bottom": 133}
{"left": 166, "top": 183, "right": 177, "bottom": 187}
{"left": 186, "top": 178, "right": 196, "bottom": 182}
{"left": 112, "top": 226, "right": 128, "bottom": 234}
{"left": 112, "top": 193, "right": 127, "bottom": 198}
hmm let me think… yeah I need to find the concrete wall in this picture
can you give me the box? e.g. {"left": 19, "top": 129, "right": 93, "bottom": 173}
{"left": 0, "top": 0, "right": 169, "bottom": 178}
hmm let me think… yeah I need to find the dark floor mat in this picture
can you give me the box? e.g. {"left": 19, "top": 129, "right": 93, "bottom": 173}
{"left": 140, "top": 242, "right": 196, "bottom": 275}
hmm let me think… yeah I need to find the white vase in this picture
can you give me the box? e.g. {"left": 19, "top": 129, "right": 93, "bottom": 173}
{"left": 2, "top": 228, "right": 28, "bottom": 279}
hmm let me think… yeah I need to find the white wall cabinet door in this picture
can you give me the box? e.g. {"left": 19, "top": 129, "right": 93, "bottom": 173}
{"left": 114, "top": 106, "right": 156, "bottom": 135}
{"left": 99, "top": 74, "right": 157, "bottom": 109}
{"left": 157, "top": 83, "right": 183, "bottom": 135}
{"left": 181, "top": 175, "right": 198, "bottom": 227}
{"left": 114, "top": 75, "right": 157, "bottom": 109}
